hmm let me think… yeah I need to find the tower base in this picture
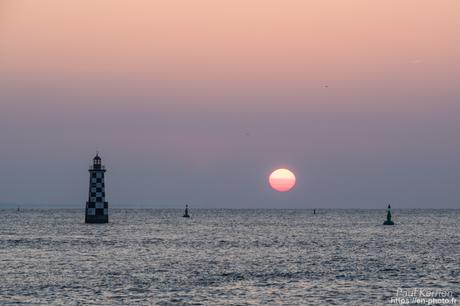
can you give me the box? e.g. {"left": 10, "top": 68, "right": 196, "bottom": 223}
{"left": 85, "top": 215, "right": 108, "bottom": 224}
{"left": 383, "top": 220, "right": 394, "bottom": 225}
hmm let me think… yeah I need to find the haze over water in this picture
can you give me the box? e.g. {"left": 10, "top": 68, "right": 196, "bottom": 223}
{"left": 1, "top": 209, "right": 458, "bottom": 305}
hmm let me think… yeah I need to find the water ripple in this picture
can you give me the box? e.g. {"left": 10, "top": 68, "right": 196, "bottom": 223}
{"left": 0, "top": 209, "right": 458, "bottom": 304}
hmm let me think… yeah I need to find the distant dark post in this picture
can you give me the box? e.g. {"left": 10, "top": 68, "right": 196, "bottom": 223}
{"left": 85, "top": 154, "right": 108, "bottom": 223}
{"left": 383, "top": 204, "right": 394, "bottom": 225}
{"left": 183, "top": 204, "right": 190, "bottom": 218}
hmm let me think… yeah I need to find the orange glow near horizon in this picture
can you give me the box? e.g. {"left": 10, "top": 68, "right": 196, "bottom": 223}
{"left": 269, "top": 168, "right": 296, "bottom": 192}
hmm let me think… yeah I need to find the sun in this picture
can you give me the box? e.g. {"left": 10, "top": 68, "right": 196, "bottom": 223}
{"left": 269, "top": 168, "right": 296, "bottom": 192}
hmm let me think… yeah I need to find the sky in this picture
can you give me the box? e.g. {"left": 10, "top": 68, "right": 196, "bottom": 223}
{"left": 1, "top": 0, "right": 459, "bottom": 208}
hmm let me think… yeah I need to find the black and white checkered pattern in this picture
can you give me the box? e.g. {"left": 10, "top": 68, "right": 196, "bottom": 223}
{"left": 85, "top": 155, "right": 108, "bottom": 223}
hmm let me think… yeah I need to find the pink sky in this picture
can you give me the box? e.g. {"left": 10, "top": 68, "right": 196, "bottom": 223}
{"left": 0, "top": 1, "right": 459, "bottom": 207}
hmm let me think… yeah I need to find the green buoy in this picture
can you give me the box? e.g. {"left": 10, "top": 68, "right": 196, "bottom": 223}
{"left": 383, "top": 204, "right": 395, "bottom": 225}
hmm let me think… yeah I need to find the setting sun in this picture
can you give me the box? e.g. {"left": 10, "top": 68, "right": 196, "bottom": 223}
{"left": 269, "top": 168, "right": 296, "bottom": 192}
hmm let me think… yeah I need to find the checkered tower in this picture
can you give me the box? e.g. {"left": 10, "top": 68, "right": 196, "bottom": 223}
{"left": 85, "top": 154, "right": 108, "bottom": 223}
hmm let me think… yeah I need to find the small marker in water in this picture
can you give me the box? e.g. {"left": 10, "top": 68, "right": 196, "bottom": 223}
{"left": 383, "top": 204, "right": 395, "bottom": 225}
{"left": 183, "top": 204, "right": 190, "bottom": 218}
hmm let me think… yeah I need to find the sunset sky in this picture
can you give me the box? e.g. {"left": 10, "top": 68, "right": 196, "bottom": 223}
{"left": 1, "top": 0, "right": 459, "bottom": 208}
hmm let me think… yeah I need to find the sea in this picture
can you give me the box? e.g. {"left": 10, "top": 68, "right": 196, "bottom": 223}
{"left": 0, "top": 209, "right": 458, "bottom": 305}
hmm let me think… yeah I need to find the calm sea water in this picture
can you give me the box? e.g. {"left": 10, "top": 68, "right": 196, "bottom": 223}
{"left": 0, "top": 209, "right": 458, "bottom": 305}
